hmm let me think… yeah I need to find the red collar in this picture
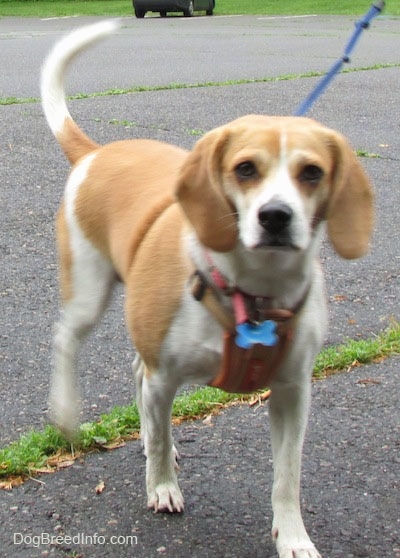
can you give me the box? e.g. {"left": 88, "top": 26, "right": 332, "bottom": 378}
{"left": 204, "top": 251, "right": 267, "bottom": 325}
{"left": 203, "top": 251, "right": 297, "bottom": 326}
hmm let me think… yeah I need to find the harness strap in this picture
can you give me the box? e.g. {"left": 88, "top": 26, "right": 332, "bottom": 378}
{"left": 190, "top": 269, "right": 299, "bottom": 393}
{"left": 203, "top": 250, "right": 273, "bottom": 326}
{"left": 190, "top": 271, "right": 235, "bottom": 332}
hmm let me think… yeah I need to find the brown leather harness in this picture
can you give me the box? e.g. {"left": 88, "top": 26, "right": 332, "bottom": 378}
{"left": 190, "top": 258, "right": 308, "bottom": 393}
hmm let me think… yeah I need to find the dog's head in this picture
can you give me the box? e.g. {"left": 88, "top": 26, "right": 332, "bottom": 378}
{"left": 176, "top": 115, "right": 374, "bottom": 259}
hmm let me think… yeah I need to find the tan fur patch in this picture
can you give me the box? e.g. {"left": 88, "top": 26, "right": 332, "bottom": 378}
{"left": 125, "top": 205, "right": 191, "bottom": 370}
{"left": 57, "top": 117, "right": 100, "bottom": 165}
{"left": 56, "top": 203, "right": 73, "bottom": 302}
{"left": 73, "top": 140, "right": 188, "bottom": 280}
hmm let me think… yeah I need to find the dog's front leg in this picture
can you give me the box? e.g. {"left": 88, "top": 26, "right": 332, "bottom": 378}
{"left": 269, "top": 379, "right": 321, "bottom": 558}
{"left": 137, "top": 366, "right": 184, "bottom": 513}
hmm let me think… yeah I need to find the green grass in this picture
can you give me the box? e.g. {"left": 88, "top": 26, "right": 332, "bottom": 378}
{"left": 220, "top": 0, "right": 399, "bottom": 17}
{"left": 2, "top": 63, "right": 399, "bottom": 107}
{"left": 356, "top": 149, "right": 381, "bottom": 159}
{"left": 313, "top": 321, "right": 400, "bottom": 378}
{"left": 1, "top": 322, "right": 399, "bottom": 484}
{"left": 0, "top": 0, "right": 399, "bottom": 18}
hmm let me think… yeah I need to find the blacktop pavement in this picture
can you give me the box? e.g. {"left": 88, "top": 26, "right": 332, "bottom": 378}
{"left": 0, "top": 13, "right": 399, "bottom": 558}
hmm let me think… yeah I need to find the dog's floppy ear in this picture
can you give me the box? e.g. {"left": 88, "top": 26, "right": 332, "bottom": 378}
{"left": 176, "top": 127, "right": 238, "bottom": 252}
{"left": 326, "top": 131, "right": 374, "bottom": 259}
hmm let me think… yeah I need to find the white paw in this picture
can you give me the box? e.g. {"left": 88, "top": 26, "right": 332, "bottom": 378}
{"left": 49, "top": 362, "right": 80, "bottom": 440}
{"left": 273, "top": 528, "right": 321, "bottom": 558}
{"left": 277, "top": 546, "right": 321, "bottom": 558}
{"left": 147, "top": 482, "right": 184, "bottom": 513}
{"left": 49, "top": 395, "right": 79, "bottom": 440}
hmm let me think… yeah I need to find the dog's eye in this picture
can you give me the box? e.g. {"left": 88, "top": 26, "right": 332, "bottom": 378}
{"left": 235, "top": 161, "right": 258, "bottom": 181}
{"left": 298, "top": 165, "right": 324, "bottom": 184}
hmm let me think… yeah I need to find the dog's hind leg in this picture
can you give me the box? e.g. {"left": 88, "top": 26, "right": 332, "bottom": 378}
{"left": 51, "top": 256, "right": 115, "bottom": 438}
{"left": 50, "top": 239, "right": 115, "bottom": 438}
{"left": 137, "top": 365, "right": 183, "bottom": 513}
{"left": 50, "top": 158, "right": 116, "bottom": 438}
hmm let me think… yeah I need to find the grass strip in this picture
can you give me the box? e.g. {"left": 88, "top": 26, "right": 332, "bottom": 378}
{"left": 0, "top": 321, "right": 399, "bottom": 485}
{"left": 1, "top": 63, "right": 399, "bottom": 107}
{"left": 313, "top": 322, "right": 400, "bottom": 379}
{"left": 1, "top": 0, "right": 399, "bottom": 18}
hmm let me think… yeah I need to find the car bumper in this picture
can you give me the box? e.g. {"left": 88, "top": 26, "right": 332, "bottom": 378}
{"left": 134, "top": 0, "right": 191, "bottom": 12}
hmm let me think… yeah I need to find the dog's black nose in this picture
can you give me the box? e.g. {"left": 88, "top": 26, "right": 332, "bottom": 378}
{"left": 258, "top": 202, "right": 293, "bottom": 234}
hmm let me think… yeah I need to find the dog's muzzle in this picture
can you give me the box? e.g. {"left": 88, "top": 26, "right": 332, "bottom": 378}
{"left": 257, "top": 202, "right": 294, "bottom": 248}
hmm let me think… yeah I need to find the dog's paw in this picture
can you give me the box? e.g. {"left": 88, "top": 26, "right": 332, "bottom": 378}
{"left": 49, "top": 373, "right": 80, "bottom": 440}
{"left": 147, "top": 482, "right": 184, "bottom": 513}
{"left": 49, "top": 400, "right": 79, "bottom": 441}
{"left": 50, "top": 414, "right": 79, "bottom": 442}
{"left": 277, "top": 547, "right": 321, "bottom": 558}
{"left": 273, "top": 528, "right": 321, "bottom": 558}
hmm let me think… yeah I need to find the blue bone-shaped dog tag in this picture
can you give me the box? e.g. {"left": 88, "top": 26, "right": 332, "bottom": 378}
{"left": 235, "top": 320, "right": 278, "bottom": 349}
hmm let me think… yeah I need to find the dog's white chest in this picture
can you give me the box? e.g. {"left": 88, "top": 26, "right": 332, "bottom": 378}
{"left": 160, "top": 288, "right": 224, "bottom": 385}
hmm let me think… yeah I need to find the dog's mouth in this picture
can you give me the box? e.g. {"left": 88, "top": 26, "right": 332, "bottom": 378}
{"left": 242, "top": 228, "right": 301, "bottom": 252}
{"left": 252, "top": 230, "right": 300, "bottom": 251}
{"left": 252, "top": 240, "right": 300, "bottom": 251}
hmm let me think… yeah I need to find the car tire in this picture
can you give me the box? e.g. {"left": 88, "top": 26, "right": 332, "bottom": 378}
{"left": 135, "top": 8, "right": 146, "bottom": 18}
{"left": 160, "top": 11, "right": 167, "bottom": 17}
{"left": 184, "top": 0, "right": 194, "bottom": 17}
{"left": 206, "top": 0, "right": 214, "bottom": 15}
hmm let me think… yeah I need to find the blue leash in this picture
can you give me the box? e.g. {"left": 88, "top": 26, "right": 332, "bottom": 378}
{"left": 294, "top": 1, "right": 385, "bottom": 116}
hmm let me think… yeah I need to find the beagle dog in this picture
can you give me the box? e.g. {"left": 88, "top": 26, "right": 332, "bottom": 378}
{"left": 41, "top": 21, "right": 374, "bottom": 558}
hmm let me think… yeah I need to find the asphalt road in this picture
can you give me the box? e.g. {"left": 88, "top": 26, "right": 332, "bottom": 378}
{"left": 0, "top": 14, "right": 399, "bottom": 558}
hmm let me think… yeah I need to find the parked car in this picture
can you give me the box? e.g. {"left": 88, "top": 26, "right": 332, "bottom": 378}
{"left": 133, "top": 0, "right": 215, "bottom": 18}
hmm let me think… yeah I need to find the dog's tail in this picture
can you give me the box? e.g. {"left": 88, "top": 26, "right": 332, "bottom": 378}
{"left": 41, "top": 20, "right": 119, "bottom": 164}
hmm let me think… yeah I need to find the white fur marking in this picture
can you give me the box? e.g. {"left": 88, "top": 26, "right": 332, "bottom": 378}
{"left": 235, "top": 131, "right": 310, "bottom": 252}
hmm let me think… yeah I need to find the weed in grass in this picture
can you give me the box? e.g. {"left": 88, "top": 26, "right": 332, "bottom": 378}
{"left": 356, "top": 149, "right": 381, "bottom": 159}
{"left": 0, "top": 96, "right": 37, "bottom": 106}
{"left": 109, "top": 118, "right": 138, "bottom": 128}
{"left": 187, "top": 128, "right": 205, "bottom": 136}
